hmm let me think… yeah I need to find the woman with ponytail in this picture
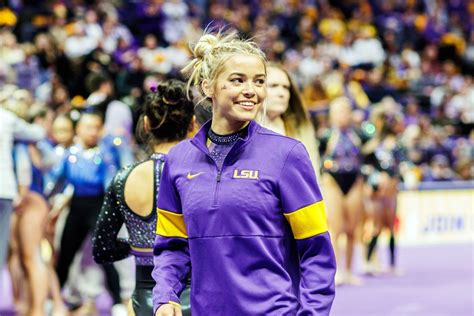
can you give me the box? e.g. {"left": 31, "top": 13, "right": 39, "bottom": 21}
{"left": 92, "top": 79, "right": 195, "bottom": 315}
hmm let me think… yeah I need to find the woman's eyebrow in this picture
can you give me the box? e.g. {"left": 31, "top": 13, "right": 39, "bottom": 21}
{"left": 228, "top": 72, "right": 266, "bottom": 77}
{"left": 228, "top": 72, "right": 246, "bottom": 77}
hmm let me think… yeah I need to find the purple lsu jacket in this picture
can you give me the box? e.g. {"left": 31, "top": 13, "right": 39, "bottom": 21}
{"left": 152, "top": 120, "right": 336, "bottom": 315}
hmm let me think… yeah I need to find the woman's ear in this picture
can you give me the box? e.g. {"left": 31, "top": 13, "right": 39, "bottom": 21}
{"left": 201, "top": 79, "right": 214, "bottom": 98}
{"left": 144, "top": 115, "right": 151, "bottom": 133}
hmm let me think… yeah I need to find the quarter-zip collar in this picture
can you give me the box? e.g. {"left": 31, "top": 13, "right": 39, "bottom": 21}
{"left": 190, "top": 120, "right": 259, "bottom": 156}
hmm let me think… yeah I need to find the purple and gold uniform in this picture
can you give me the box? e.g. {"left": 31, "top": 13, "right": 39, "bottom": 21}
{"left": 152, "top": 120, "right": 336, "bottom": 315}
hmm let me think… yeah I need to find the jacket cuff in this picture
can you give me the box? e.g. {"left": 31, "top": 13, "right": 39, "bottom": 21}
{"left": 153, "top": 299, "right": 181, "bottom": 315}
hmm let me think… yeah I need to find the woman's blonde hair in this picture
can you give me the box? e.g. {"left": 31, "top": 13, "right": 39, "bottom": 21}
{"left": 181, "top": 28, "right": 266, "bottom": 104}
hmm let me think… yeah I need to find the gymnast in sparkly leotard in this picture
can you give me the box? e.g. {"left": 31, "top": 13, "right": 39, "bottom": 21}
{"left": 319, "top": 96, "right": 366, "bottom": 286}
{"left": 362, "top": 106, "right": 406, "bottom": 274}
{"left": 92, "top": 79, "right": 195, "bottom": 315}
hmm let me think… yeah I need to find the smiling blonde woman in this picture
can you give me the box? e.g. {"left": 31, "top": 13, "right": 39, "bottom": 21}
{"left": 152, "top": 29, "right": 336, "bottom": 316}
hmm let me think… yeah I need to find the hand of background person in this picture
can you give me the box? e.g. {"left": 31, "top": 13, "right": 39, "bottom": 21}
{"left": 12, "top": 195, "right": 25, "bottom": 210}
{"left": 13, "top": 185, "right": 29, "bottom": 212}
{"left": 155, "top": 303, "right": 182, "bottom": 316}
{"left": 44, "top": 210, "right": 60, "bottom": 244}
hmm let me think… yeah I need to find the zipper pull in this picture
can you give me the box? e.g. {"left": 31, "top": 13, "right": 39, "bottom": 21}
{"left": 216, "top": 171, "right": 222, "bottom": 182}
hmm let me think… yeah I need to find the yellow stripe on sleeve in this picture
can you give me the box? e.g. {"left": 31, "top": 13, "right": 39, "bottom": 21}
{"left": 168, "top": 301, "right": 181, "bottom": 307}
{"left": 156, "top": 208, "right": 188, "bottom": 238}
{"left": 284, "top": 200, "right": 328, "bottom": 240}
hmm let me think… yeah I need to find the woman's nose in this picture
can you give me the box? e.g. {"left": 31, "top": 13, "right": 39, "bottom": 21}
{"left": 242, "top": 82, "right": 256, "bottom": 97}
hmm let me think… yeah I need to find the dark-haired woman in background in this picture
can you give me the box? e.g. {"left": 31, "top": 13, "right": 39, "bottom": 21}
{"left": 92, "top": 79, "right": 195, "bottom": 315}
{"left": 362, "top": 105, "right": 405, "bottom": 275}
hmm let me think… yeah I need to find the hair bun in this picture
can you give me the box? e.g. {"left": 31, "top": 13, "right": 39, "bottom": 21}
{"left": 193, "top": 34, "right": 219, "bottom": 59}
{"left": 139, "top": 79, "right": 194, "bottom": 147}
{"left": 157, "top": 79, "right": 186, "bottom": 105}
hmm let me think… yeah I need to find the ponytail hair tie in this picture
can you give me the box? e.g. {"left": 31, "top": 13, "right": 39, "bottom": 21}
{"left": 162, "top": 96, "right": 179, "bottom": 105}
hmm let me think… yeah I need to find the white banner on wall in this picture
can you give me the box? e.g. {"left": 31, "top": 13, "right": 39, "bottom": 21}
{"left": 397, "top": 189, "right": 474, "bottom": 245}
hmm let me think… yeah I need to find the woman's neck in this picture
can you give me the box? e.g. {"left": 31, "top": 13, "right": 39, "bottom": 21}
{"left": 60, "top": 140, "right": 74, "bottom": 148}
{"left": 211, "top": 120, "right": 249, "bottom": 135}
{"left": 77, "top": 139, "right": 96, "bottom": 149}
{"left": 265, "top": 109, "right": 283, "bottom": 121}
{"left": 265, "top": 115, "right": 286, "bottom": 135}
{"left": 152, "top": 141, "right": 180, "bottom": 154}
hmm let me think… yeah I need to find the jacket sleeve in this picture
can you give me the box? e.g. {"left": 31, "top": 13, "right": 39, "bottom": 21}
{"left": 100, "top": 146, "right": 120, "bottom": 191}
{"left": 12, "top": 114, "right": 46, "bottom": 142}
{"left": 13, "top": 143, "right": 32, "bottom": 188}
{"left": 36, "top": 140, "right": 61, "bottom": 170}
{"left": 92, "top": 174, "right": 130, "bottom": 264}
{"left": 44, "top": 151, "right": 69, "bottom": 198}
{"left": 278, "top": 143, "right": 336, "bottom": 316}
{"left": 152, "top": 157, "right": 190, "bottom": 312}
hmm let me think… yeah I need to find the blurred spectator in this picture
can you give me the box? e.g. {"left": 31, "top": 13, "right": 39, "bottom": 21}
{"left": 404, "top": 98, "right": 421, "bottom": 126}
{"left": 161, "top": 0, "right": 190, "bottom": 44}
{"left": 85, "top": 72, "right": 114, "bottom": 116}
{"left": 0, "top": 106, "right": 45, "bottom": 272}
{"left": 423, "top": 154, "right": 457, "bottom": 181}
{"left": 101, "top": 14, "right": 133, "bottom": 54}
{"left": 138, "top": 33, "right": 162, "bottom": 72}
{"left": 64, "top": 22, "right": 98, "bottom": 59}
{"left": 14, "top": 43, "right": 41, "bottom": 92}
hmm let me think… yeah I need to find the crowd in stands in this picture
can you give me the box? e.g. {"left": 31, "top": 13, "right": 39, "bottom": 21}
{"left": 0, "top": 0, "right": 472, "bottom": 314}
{"left": 1, "top": 0, "right": 472, "bottom": 184}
